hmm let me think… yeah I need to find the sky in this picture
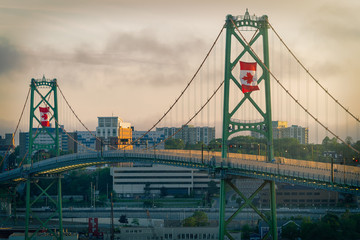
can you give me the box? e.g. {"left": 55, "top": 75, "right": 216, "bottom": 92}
{"left": 0, "top": 0, "right": 359, "bottom": 143}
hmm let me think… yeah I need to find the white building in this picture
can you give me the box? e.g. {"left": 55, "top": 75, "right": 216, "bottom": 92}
{"left": 111, "top": 164, "right": 218, "bottom": 198}
{"left": 96, "top": 117, "right": 130, "bottom": 138}
{"left": 96, "top": 116, "right": 132, "bottom": 150}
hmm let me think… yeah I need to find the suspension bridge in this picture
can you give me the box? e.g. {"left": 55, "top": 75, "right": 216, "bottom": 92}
{"left": 1, "top": 10, "right": 360, "bottom": 240}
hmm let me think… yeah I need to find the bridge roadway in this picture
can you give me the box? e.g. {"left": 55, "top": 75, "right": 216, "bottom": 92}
{"left": 0, "top": 149, "right": 359, "bottom": 195}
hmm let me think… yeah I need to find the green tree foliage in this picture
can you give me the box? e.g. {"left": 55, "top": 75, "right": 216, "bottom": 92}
{"left": 222, "top": 135, "right": 359, "bottom": 163}
{"left": 182, "top": 211, "right": 209, "bottom": 227}
{"left": 300, "top": 213, "right": 360, "bottom": 240}
{"left": 241, "top": 224, "right": 251, "bottom": 240}
{"left": 281, "top": 221, "right": 300, "bottom": 240}
{"left": 164, "top": 139, "right": 185, "bottom": 149}
{"left": 131, "top": 218, "right": 140, "bottom": 226}
{"left": 144, "top": 183, "right": 151, "bottom": 199}
{"left": 160, "top": 186, "right": 167, "bottom": 198}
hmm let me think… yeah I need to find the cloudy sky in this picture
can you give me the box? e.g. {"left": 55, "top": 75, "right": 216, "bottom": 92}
{"left": 0, "top": 0, "right": 359, "bottom": 143}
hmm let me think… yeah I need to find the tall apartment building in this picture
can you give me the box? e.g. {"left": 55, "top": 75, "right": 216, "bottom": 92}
{"left": 252, "top": 121, "right": 309, "bottom": 144}
{"left": 156, "top": 125, "right": 215, "bottom": 145}
{"left": 96, "top": 117, "right": 133, "bottom": 150}
{"left": 111, "top": 164, "right": 219, "bottom": 198}
{"left": 260, "top": 183, "right": 338, "bottom": 208}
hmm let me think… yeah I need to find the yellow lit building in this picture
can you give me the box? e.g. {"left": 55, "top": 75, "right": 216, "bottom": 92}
{"left": 96, "top": 117, "right": 133, "bottom": 150}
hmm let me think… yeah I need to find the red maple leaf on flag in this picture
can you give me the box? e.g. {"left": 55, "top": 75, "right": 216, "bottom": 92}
{"left": 242, "top": 72, "right": 253, "bottom": 84}
{"left": 42, "top": 114, "right": 48, "bottom": 120}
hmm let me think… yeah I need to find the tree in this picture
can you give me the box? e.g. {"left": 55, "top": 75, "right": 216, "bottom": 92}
{"left": 182, "top": 211, "right": 208, "bottom": 227}
{"left": 131, "top": 218, "right": 139, "bottom": 226}
{"left": 241, "top": 224, "right": 251, "bottom": 240}
{"left": 119, "top": 215, "right": 128, "bottom": 224}
{"left": 144, "top": 183, "right": 151, "bottom": 199}
{"left": 165, "top": 139, "right": 185, "bottom": 149}
{"left": 160, "top": 186, "right": 167, "bottom": 198}
{"left": 281, "top": 221, "right": 300, "bottom": 240}
{"left": 182, "top": 216, "right": 197, "bottom": 227}
{"left": 95, "top": 167, "right": 112, "bottom": 196}
{"left": 207, "top": 180, "right": 218, "bottom": 197}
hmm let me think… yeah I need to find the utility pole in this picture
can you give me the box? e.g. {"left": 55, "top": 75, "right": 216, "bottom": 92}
{"left": 110, "top": 192, "right": 114, "bottom": 240}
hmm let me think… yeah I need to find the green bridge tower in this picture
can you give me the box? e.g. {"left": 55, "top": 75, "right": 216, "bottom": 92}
{"left": 25, "top": 76, "right": 63, "bottom": 240}
{"left": 219, "top": 10, "right": 277, "bottom": 240}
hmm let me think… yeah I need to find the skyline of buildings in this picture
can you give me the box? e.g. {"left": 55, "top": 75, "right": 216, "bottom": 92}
{"left": 4, "top": 118, "right": 319, "bottom": 159}
{"left": 157, "top": 125, "right": 216, "bottom": 145}
{"left": 251, "top": 121, "right": 309, "bottom": 145}
{"left": 0, "top": 133, "right": 14, "bottom": 157}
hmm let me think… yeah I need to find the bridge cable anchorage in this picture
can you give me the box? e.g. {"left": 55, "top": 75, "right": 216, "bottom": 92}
{"left": 0, "top": 87, "right": 31, "bottom": 169}
{"left": 127, "top": 24, "right": 226, "bottom": 148}
{"left": 57, "top": 84, "right": 117, "bottom": 151}
{"left": 149, "top": 80, "right": 224, "bottom": 150}
{"left": 230, "top": 19, "right": 360, "bottom": 155}
{"left": 267, "top": 20, "right": 360, "bottom": 124}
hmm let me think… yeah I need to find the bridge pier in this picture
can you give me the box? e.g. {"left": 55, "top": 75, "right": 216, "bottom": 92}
{"left": 25, "top": 175, "right": 64, "bottom": 240}
{"left": 217, "top": 169, "right": 278, "bottom": 240}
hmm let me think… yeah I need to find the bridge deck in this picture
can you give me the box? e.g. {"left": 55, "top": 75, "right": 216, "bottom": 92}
{"left": 0, "top": 150, "right": 359, "bottom": 195}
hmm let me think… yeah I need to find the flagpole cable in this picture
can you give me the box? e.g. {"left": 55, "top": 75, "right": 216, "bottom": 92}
{"left": 267, "top": 21, "right": 360, "bottom": 124}
{"left": 230, "top": 19, "right": 360, "bottom": 154}
{"left": 0, "top": 87, "right": 31, "bottom": 169}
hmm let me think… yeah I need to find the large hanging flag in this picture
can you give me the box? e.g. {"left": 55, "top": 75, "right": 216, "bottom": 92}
{"left": 239, "top": 61, "right": 259, "bottom": 93}
{"left": 39, "top": 107, "right": 50, "bottom": 127}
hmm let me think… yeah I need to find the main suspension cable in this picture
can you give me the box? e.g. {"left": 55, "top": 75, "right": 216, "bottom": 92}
{"left": 57, "top": 84, "right": 117, "bottom": 150}
{"left": 130, "top": 24, "right": 225, "bottom": 146}
{"left": 149, "top": 79, "right": 224, "bottom": 150}
{"left": 230, "top": 19, "right": 360, "bottom": 154}
{"left": 268, "top": 21, "right": 360, "bottom": 124}
{"left": 0, "top": 87, "right": 31, "bottom": 169}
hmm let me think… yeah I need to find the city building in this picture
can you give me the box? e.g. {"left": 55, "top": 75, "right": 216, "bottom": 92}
{"left": 259, "top": 183, "right": 338, "bottom": 208}
{"left": 252, "top": 121, "right": 309, "bottom": 144}
{"left": 96, "top": 117, "right": 133, "bottom": 150}
{"left": 132, "top": 130, "right": 165, "bottom": 149}
{"left": 156, "top": 125, "right": 215, "bottom": 145}
{"left": 76, "top": 131, "right": 96, "bottom": 153}
{"left": 111, "top": 164, "right": 219, "bottom": 198}
{"left": 19, "top": 127, "right": 72, "bottom": 159}
{"left": 0, "top": 133, "right": 15, "bottom": 157}
{"left": 113, "top": 227, "right": 241, "bottom": 240}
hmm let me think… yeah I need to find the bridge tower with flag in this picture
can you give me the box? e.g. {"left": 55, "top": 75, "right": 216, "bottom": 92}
{"left": 219, "top": 10, "right": 277, "bottom": 240}
{"left": 25, "top": 76, "right": 63, "bottom": 240}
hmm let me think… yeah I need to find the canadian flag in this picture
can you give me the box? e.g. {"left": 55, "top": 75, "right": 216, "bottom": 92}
{"left": 239, "top": 61, "right": 260, "bottom": 93}
{"left": 88, "top": 218, "right": 99, "bottom": 234}
{"left": 39, "top": 107, "right": 50, "bottom": 127}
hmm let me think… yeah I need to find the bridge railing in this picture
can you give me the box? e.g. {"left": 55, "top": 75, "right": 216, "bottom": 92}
{"left": 1, "top": 149, "right": 359, "bottom": 190}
